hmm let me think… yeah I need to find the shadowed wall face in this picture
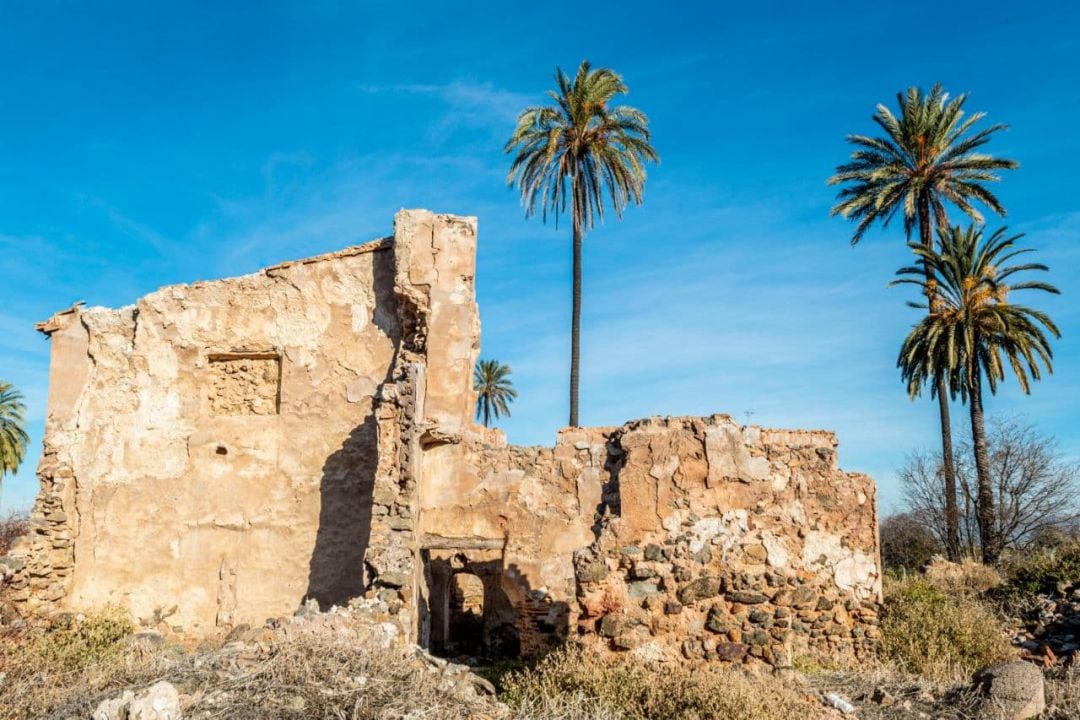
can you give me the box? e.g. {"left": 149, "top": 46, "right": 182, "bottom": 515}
{"left": 8, "top": 239, "right": 399, "bottom": 631}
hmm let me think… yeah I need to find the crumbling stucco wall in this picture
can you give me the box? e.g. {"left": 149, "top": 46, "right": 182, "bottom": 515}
{"left": 573, "top": 416, "right": 880, "bottom": 667}
{"left": 3, "top": 210, "right": 481, "bottom": 634}
{"left": 416, "top": 427, "right": 607, "bottom": 656}
{"left": 4, "top": 207, "right": 880, "bottom": 669}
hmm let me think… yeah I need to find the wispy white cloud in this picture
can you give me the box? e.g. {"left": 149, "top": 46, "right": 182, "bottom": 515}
{"left": 78, "top": 195, "right": 173, "bottom": 255}
{"left": 360, "top": 81, "right": 533, "bottom": 142}
{"left": 362, "top": 80, "right": 532, "bottom": 123}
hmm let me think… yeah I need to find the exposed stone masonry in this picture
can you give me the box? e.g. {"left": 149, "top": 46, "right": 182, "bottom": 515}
{"left": 207, "top": 355, "right": 281, "bottom": 416}
{"left": 572, "top": 417, "right": 879, "bottom": 666}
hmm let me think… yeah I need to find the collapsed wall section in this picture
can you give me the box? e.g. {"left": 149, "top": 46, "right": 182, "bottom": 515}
{"left": 572, "top": 416, "right": 881, "bottom": 667}
{"left": 412, "top": 414, "right": 881, "bottom": 669}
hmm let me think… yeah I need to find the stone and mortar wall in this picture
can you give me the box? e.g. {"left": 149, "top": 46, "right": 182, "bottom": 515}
{"left": 4, "top": 207, "right": 881, "bottom": 671}
{"left": 572, "top": 416, "right": 881, "bottom": 668}
{"left": 414, "top": 416, "right": 880, "bottom": 668}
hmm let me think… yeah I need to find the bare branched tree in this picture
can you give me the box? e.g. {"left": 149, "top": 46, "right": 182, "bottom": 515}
{"left": 880, "top": 512, "right": 942, "bottom": 571}
{"left": 898, "top": 414, "right": 1080, "bottom": 558}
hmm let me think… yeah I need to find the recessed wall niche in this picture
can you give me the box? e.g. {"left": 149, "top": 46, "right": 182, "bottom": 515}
{"left": 207, "top": 352, "right": 281, "bottom": 416}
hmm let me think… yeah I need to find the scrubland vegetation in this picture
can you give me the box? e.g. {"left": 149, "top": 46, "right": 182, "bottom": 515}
{"left": 2, "top": 533, "right": 1079, "bottom": 719}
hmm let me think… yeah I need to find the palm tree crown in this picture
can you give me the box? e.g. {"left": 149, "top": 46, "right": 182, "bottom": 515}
{"left": 829, "top": 84, "right": 1018, "bottom": 245}
{"left": 0, "top": 381, "right": 30, "bottom": 482}
{"left": 474, "top": 359, "right": 517, "bottom": 428}
{"left": 894, "top": 224, "right": 1060, "bottom": 400}
{"left": 505, "top": 60, "right": 659, "bottom": 230}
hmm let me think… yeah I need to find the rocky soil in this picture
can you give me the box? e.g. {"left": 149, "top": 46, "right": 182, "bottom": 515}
{"left": 1008, "top": 581, "right": 1080, "bottom": 667}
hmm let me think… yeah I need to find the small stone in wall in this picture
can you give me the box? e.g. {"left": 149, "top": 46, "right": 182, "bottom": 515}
{"left": 628, "top": 580, "right": 661, "bottom": 599}
{"left": 677, "top": 576, "right": 721, "bottom": 605}
{"left": 715, "top": 642, "right": 750, "bottom": 662}
{"left": 614, "top": 626, "right": 652, "bottom": 650}
{"left": 743, "top": 544, "right": 768, "bottom": 563}
{"left": 599, "top": 614, "right": 638, "bottom": 638}
{"left": 706, "top": 604, "right": 736, "bottom": 634}
{"left": 577, "top": 561, "right": 608, "bottom": 583}
{"left": 791, "top": 586, "right": 817, "bottom": 609}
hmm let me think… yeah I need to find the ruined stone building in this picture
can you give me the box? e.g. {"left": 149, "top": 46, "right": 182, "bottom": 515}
{"left": 2, "top": 210, "right": 882, "bottom": 667}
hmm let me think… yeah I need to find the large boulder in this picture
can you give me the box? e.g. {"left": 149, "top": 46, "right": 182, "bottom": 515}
{"left": 972, "top": 661, "right": 1046, "bottom": 720}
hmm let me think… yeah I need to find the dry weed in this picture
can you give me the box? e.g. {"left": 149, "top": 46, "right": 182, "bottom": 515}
{"left": 923, "top": 556, "right": 1004, "bottom": 595}
{"left": 1045, "top": 665, "right": 1080, "bottom": 720}
{"left": 0, "top": 513, "right": 28, "bottom": 556}
{"left": 879, "top": 577, "right": 1015, "bottom": 682}
{"left": 502, "top": 645, "right": 822, "bottom": 720}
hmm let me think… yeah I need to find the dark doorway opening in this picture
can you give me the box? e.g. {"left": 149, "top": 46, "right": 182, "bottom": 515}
{"left": 421, "top": 547, "right": 519, "bottom": 660}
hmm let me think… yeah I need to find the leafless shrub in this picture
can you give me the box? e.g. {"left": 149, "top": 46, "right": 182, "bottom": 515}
{"left": 0, "top": 512, "right": 28, "bottom": 556}
{"left": 880, "top": 512, "right": 941, "bottom": 571}
{"left": 899, "top": 415, "right": 1080, "bottom": 558}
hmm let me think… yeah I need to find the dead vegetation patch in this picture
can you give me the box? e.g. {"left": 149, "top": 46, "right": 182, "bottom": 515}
{"left": 501, "top": 645, "right": 822, "bottom": 720}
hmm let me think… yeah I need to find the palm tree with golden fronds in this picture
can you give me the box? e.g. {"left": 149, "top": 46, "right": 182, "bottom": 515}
{"left": 506, "top": 60, "right": 658, "bottom": 427}
{"left": 894, "top": 224, "right": 1060, "bottom": 563}
{"left": 0, "top": 381, "right": 30, "bottom": 491}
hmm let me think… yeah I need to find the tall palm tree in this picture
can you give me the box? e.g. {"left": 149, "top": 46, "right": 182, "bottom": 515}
{"left": 828, "top": 84, "right": 1018, "bottom": 560}
{"left": 893, "top": 225, "right": 1059, "bottom": 564}
{"left": 474, "top": 359, "right": 517, "bottom": 428}
{"left": 506, "top": 60, "right": 658, "bottom": 427}
{"left": 0, "top": 381, "right": 30, "bottom": 488}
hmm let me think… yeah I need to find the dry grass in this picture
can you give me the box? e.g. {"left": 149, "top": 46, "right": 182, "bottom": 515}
{"left": 923, "top": 556, "right": 1004, "bottom": 595}
{"left": 502, "top": 645, "right": 823, "bottom": 720}
{"left": 0, "top": 610, "right": 500, "bottom": 720}
{"left": 0, "top": 583, "right": 1071, "bottom": 720}
{"left": 806, "top": 664, "right": 982, "bottom": 720}
{"left": 0, "top": 608, "right": 164, "bottom": 720}
{"left": 1, "top": 623, "right": 828, "bottom": 720}
{"left": 879, "top": 576, "right": 1015, "bottom": 683}
{"left": 1045, "top": 666, "right": 1080, "bottom": 720}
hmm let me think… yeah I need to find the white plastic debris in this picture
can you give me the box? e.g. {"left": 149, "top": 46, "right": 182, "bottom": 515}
{"left": 826, "top": 692, "right": 856, "bottom": 714}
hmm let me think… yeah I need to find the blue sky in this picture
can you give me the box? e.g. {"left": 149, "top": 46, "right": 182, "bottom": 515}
{"left": 1, "top": 1, "right": 1077, "bottom": 513}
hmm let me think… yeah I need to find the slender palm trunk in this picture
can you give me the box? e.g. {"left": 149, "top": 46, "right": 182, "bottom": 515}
{"left": 918, "top": 197, "right": 960, "bottom": 560}
{"left": 968, "top": 366, "right": 998, "bottom": 563}
{"left": 569, "top": 219, "right": 582, "bottom": 427}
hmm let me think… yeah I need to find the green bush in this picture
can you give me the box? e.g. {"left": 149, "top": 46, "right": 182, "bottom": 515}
{"left": 999, "top": 541, "right": 1080, "bottom": 598}
{"left": 29, "top": 606, "right": 135, "bottom": 672}
{"left": 879, "top": 578, "right": 1014, "bottom": 681}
